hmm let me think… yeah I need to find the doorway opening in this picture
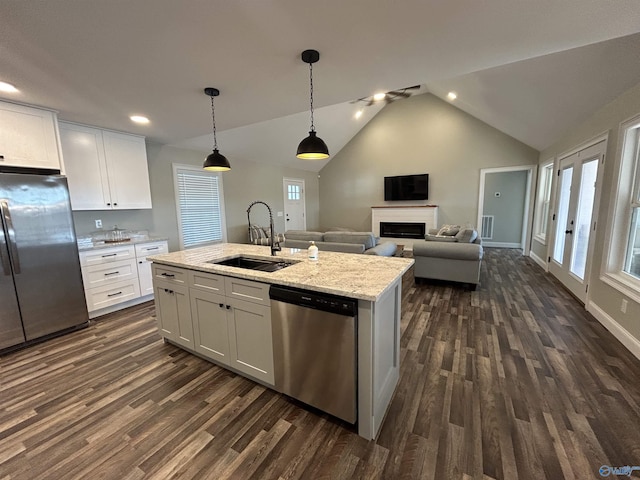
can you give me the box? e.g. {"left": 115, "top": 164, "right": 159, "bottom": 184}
{"left": 283, "top": 178, "right": 306, "bottom": 231}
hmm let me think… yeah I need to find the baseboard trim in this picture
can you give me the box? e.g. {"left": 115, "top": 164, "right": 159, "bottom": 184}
{"left": 588, "top": 300, "right": 640, "bottom": 361}
{"left": 529, "top": 250, "right": 548, "bottom": 271}
{"left": 482, "top": 242, "right": 522, "bottom": 248}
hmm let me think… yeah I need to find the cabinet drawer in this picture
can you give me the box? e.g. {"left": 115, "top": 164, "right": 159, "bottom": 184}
{"left": 86, "top": 279, "right": 141, "bottom": 312}
{"left": 189, "top": 270, "right": 226, "bottom": 294}
{"left": 224, "top": 277, "right": 270, "bottom": 306}
{"left": 80, "top": 245, "right": 136, "bottom": 266}
{"left": 82, "top": 258, "right": 138, "bottom": 289}
{"left": 152, "top": 264, "right": 187, "bottom": 285}
{"left": 135, "top": 241, "right": 168, "bottom": 260}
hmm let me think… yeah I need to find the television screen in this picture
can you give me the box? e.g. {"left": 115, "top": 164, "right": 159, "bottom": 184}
{"left": 384, "top": 174, "right": 429, "bottom": 201}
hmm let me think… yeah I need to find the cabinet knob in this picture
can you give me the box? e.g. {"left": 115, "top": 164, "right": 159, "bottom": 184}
{"left": 114, "top": 203, "right": 118, "bottom": 206}
{"left": 0, "top": 155, "right": 4, "bottom": 160}
{"left": 219, "top": 303, "right": 224, "bottom": 308}
{"left": 226, "top": 305, "right": 231, "bottom": 310}
{"left": 106, "top": 203, "right": 111, "bottom": 206}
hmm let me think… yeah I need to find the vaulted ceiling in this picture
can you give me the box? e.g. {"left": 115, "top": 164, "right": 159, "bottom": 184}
{"left": 2, "top": 1, "right": 640, "bottom": 172}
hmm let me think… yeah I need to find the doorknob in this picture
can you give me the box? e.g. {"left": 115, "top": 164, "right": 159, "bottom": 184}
{"left": 565, "top": 229, "right": 573, "bottom": 234}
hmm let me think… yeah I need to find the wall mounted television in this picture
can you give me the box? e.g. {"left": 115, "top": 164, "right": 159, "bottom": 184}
{"left": 384, "top": 173, "right": 429, "bottom": 201}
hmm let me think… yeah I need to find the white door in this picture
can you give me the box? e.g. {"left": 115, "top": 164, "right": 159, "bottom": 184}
{"left": 549, "top": 141, "right": 604, "bottom": 302}
{"left": 283, "top": 178, "right": 306, "bottom": 231}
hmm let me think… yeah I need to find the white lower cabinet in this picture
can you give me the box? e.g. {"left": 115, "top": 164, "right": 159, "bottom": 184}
{"left": 154, "top": 265, "right": 275, "bottom": 385}
{"left": 136, "top": 241, "right": 169, "bottom": 296}
{"left": 154, "top": 280, "right": 193, "bottom": 349}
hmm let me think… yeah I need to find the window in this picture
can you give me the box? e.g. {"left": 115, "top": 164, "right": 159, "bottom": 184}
{"left": 173, "top": 164, "right": 226, "bottom": 249}
{"left": 287, "top": 184, "right": 301, "bottom": 200}
{"left": 534, "top": 162, "right": 554, "bottom": 243}
{"left": 602, "top": 114, "right": 640, "bottom": 299}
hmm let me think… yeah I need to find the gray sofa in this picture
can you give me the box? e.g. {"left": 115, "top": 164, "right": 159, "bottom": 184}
{"left": 284, "top": 230, "right": 397, "bottom": 256}
{"left": 412, "top": 227, "right": 483, "bottom": 288}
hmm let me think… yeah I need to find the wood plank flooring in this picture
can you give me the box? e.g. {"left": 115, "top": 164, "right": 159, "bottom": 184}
{"left": 2, "top": 248, "right": 640, "bottom": 479}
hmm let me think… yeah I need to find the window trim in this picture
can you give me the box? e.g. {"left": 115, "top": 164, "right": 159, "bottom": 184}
{"left": 601, "top": 114, "right": 640, "bottom": 304}
{"left": 533, "top": 160, "right": 554, "bottom": 245}
{"left": 172, "top": 163, "right": 227, "bottom": 250}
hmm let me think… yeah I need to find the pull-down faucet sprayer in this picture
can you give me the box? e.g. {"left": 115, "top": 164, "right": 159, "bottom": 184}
{"left": 247, "top": 201, "right": 281, "bottom": 256}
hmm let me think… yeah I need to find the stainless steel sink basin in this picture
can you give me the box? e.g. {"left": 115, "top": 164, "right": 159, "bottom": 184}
{"left": 209, "top": 256, "right": 295, "bottom": 272}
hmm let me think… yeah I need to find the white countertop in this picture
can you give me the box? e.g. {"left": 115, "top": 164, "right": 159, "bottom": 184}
{"left": 77, "top": 235, "right": 168, "bottom": 251}
{"left": 148, "top": 243, "right": 414, "bottom": 301}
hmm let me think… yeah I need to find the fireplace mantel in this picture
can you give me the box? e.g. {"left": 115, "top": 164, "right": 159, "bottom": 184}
{"left": 371, "top": 206, "right": 438, "bottom": 249}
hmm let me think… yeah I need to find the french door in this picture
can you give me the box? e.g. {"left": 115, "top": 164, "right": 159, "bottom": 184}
{"left": 549, "top": 141, "right": 605, "bottom": 302}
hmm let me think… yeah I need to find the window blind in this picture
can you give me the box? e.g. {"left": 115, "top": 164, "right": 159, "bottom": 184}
{"left": 175, "top": 167, "right": 225, "bottom": 248}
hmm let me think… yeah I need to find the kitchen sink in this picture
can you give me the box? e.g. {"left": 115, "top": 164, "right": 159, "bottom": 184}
{"left": 209, "top": 256, "right": 296, "bottom": 272}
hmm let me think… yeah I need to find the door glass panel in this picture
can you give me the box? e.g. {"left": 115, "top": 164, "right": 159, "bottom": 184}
{"left": 570, "top": 159, "right": 598, "bottom": 279}
{"left": 553, "top": 167, "right": 573, "bottom": 263}
{"left": 624, "top": 207, "right": 640, "bottom": 279}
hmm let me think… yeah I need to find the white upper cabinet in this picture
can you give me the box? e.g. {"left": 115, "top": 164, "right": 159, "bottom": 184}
{"left": 59, "top": 121, "right": 152, "bottom": 210}
{"left": 0, "top": 101, "right": 63, "bottom": 171}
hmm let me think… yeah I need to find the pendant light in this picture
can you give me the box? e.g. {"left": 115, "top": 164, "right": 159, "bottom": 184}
{"left": 203, "top": 87, "right": 231, "bottom": 171}
{"left": 296, "top": 49, "right": 330, "bottom": 160}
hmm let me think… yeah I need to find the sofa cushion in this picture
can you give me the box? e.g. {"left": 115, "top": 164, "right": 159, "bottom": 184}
{"left": 364, "top": 241, "right": 397, "bottom": 256}
{"left": 425, "top": 234, "right": 458, "bottom": 242}
{"left": 455, "top": 228, "right": 478, "bottom": 243}
{"left": 284, "top": 230, "right": 325, "bottom": 242}
{"left": 324, "top": 231, "right": 376, "bottom": 249}
{"left": 437, "top": 224, "right": 461, "bottom": 236}
{"left": 413, "top": 241, "right": 483, "bottom": 261}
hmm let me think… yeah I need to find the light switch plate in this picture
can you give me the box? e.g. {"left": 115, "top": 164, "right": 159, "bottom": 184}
{"left": 95, "top": 219, "right": 102, "bottom": 229}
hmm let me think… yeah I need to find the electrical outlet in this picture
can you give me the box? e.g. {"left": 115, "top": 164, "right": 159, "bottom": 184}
{"left": 95, "top": 219, "right": 102, "bottom": 229}
{"left": 621, "top": 299, "right": 628, "bottom": 314}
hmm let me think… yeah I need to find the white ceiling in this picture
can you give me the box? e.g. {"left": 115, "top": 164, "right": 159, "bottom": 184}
{"left": 1, "top": 0, "right": 640, "bottom": 172}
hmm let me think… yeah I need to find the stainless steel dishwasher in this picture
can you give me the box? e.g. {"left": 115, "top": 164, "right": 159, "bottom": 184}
{"left": 270, "top": 285, "right": 357, "bottom": 423}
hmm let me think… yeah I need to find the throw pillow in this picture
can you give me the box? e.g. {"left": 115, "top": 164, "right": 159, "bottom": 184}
{"left": 437, "top": 224, "right": 461, "bottom": 236}
{"left": 455, "top": 228, "right": 478, "bottom": 243}
{"left": 425, "top": 234, "right": 459, "bottom": 242}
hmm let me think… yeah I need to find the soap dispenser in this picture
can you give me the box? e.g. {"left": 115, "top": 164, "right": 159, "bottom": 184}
{"left": 308, "top": 240, "right": 319, "bottom": 261}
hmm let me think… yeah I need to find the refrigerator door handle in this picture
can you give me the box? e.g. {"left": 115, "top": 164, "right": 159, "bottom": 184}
{"left": 0, "top": 204, "right": 11, "bottom": 276}
{"left": 0, "top": 200, "right": 20, "bottom": 274}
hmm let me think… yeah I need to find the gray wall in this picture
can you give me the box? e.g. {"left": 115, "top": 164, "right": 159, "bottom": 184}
{"left": 483, "top": 171, "right": 528, "bottom": 244}
{"left": 536, "top": 80, "right": 640, "bottom": 345}
{"left": 145, "top": 143, "right": 320, "bottom": 251}
{"left": 318, "top": 93, "right": 539, "bottom": 231}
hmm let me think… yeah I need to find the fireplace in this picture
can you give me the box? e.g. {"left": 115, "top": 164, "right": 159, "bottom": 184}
{"left": 380, "top": 222, "right": 426, "bottom": 239}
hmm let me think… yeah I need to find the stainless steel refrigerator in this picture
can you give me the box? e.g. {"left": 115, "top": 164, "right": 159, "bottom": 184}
{"left": 1, "top": 171, "right": 88, "bottom": 352}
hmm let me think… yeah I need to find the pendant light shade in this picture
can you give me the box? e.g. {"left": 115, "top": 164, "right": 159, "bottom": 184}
{"left": 203, "top": 87, "right": 231, "bottom": 171}
{"left": 296, "top": 49, "right": 330, "bottom": 160}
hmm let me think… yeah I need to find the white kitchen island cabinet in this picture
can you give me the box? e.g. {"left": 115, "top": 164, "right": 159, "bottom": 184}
{"left": 0, "top": 100, "right": 63, "bottom": 171}
{"left": 149, "top": 243, "right": 413, "bottom": 440}
{"left": 58, "top": 121, "right": 152, "bottom": 210}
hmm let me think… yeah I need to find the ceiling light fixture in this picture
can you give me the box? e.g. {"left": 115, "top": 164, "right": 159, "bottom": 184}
{"left": 447, "top": 91, "right": 457, "bottom": 101}
{"left": 354, "top": 109, "right": 363, "bottom": 119}
{"left": 130, "top": 115, "right": 150, "bottom": 124}
{"left": 203, "top": 87, "right": 231, "bottom": 171}
{"left": 296, "top": 49, "right": 329, "bottom": 160}
{"left": 373, "top": 92, "right": 386, "bottom": 101}
{"left": 0, "top": 81, "right": 19, "bottom": 93}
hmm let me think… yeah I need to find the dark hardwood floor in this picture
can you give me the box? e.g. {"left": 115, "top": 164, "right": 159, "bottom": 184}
{"left": 2, "top": 248, "right": 640, "bottom": 479}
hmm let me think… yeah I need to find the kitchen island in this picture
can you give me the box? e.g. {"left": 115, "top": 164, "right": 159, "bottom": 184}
{"left": 149, "top": 243, "right": 413, "bottom": 440}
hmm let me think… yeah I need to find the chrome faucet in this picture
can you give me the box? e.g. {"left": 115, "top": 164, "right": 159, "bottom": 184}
{"left": 247, "top": 200, "right": 281, "bottom": 256}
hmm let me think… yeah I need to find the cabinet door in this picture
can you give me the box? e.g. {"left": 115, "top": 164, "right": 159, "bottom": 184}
{"left": 59, "top": 122, "right": 111, "bottom": 210}
{"left": 154, "top": 282, "right": 193, "bottom": 348}
{"left": 190, "top": 289, "right": 231, "bottom": 365}
{"left": 0, "top": 102, "right": 61, "bottom": 170}
{"left": 102, "top": 131, "right": 152, "bottom": 209}
{"left": 136, "top": 241, "right": 169, "bottom": 296}
{"left": 228, "top": 298, "right": 274, "bottom": 385}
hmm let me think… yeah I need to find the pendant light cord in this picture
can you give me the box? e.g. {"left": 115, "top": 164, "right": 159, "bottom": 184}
{"left": 309, "top": 62, "right": 315, "bottom": 132}
{"left": 211, "top": 95, "right": 218, "bottom": 150}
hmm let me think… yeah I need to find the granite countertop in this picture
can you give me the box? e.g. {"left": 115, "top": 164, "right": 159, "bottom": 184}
{"left": 77, "top": 235, "right": 169, "bottom": 251}
{"left": 148, "top": 243, "right": 414, "bottom": 301}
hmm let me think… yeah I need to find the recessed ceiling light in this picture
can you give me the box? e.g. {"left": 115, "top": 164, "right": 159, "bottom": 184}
{"left": 354, "top": 109, "right": 363, "bottom": 119}
{"left": 0, "top": 81, "right": 19, "bottom": 93}
{"left": 130, "top": 115, "right": 150, "bottom": 124}
{"left": 373, "top": 92, "right": 386, "bottom": 101}
{"left": 447, "top": 91, "right": 457, "bottom": 101}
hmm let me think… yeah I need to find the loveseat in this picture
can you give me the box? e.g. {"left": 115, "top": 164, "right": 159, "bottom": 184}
{"left": 412, "top": 226, "right": 483, "bottom": 288}
{"left": 283, "top": 230, "right": 397, "bottom": 256}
